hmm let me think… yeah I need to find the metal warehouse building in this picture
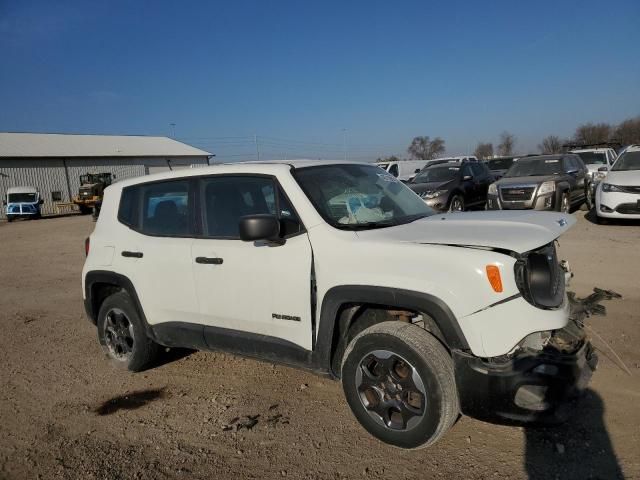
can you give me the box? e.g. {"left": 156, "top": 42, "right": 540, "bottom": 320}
{"left": 0, "top": 132, "right": 211, "bottom": 219}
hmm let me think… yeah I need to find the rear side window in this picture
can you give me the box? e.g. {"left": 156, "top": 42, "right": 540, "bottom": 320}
{"left": 118, "top": 186, "right": 139, "bottom": 227}
{"left": 388, "top": 164, "right": 399, "bottom": 177}
{"left": 118, "top": 180, "right": 192, "bottom": 236}
{"left": 141, "top": 181, "right": 190, "bottom": 236}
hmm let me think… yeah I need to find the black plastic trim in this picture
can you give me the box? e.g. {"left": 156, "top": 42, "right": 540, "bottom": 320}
{"left": 315, "top": 285, "right": 470, "bottom": 374}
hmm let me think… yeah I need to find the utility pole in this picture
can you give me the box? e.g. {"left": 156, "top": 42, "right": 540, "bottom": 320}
{"left": 169, "top": 123, "right": 176, "bottom": 138}
{"left": 254, "top": 134, "right": 260, "bottom": 161}
{"left": 342, "top": 128, "right": 347, "bottom": 161}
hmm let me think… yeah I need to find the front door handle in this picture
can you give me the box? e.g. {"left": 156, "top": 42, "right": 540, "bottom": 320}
{"left": 195, "top": 256, "right": 223, "bottom": 265}
{"left": 122, "top": 251, "right": 143, "bottom": 258}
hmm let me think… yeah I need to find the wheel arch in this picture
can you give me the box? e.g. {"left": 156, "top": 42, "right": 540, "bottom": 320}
{"left": 84, "top": 270, "right": 154, "bottom": 338}
{"left": 315, "top": 285, "right": 469, "bottom": 377}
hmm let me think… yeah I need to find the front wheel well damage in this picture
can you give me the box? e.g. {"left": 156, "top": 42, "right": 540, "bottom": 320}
{"left": 329, "top": 303, "right": 448, "bottom": 377}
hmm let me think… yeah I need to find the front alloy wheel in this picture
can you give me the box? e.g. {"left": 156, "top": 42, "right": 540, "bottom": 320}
{"left": 356, "top": 350, "right": 426, "bottom": 431}
{"left": 449, "top": 195, "right": 464, "bottom": 212}
{"left": 341, "top": 322, "right": 459, "bottom": 449}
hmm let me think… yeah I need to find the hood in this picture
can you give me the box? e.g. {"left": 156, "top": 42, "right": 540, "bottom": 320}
{"left": 356, "top": 210, "right": 575, "bottom": 254}
{"left": 408, "top": 179, "right": 455, "bottom": 193}
{"left": 603, "top": 169, "right": 640, "bottom": 186}
{"left": 495, "top": 175, "right": 558, "bottom": 186}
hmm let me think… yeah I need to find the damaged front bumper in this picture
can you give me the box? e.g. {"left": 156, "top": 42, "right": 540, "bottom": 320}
{"left": 453, "top": 288, "right": 619, "bottom": 425}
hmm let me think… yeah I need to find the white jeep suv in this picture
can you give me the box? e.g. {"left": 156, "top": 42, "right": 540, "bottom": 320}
{"left": 82, "top": 160, "right": 598, "bottom": 448}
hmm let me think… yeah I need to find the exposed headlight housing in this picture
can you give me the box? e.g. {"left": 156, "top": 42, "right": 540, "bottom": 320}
{"left": 602, "top": 183, "right": 622, "bottom": 192}
{"left": 514, "top": 243, "right": 565, "bottom": 309}
{"left": 488, "top": 183, "right": 497, "bottom": 195}
{"left": 538, "top": 181, "right": 556, "bottom": 195}
{"left": 420, "top": 189, "right": 447, "bottom": 199}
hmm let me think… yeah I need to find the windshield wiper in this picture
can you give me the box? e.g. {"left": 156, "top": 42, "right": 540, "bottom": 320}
{"left": 338, "top": 220, "right": 398, "bottom": 230}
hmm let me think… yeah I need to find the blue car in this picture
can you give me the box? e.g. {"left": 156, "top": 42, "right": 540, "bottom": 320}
{"left": 3, "top": 186, "right": 43, "bottom": 222}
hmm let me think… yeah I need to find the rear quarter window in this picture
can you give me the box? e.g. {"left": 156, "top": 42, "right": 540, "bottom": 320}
{"left": 118, "top": 186, "right": 139, "bottom": 227}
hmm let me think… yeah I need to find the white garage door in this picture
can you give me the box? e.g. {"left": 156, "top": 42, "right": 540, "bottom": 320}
{"left": 146, "top": 164, "right": 192, "bottom": 175}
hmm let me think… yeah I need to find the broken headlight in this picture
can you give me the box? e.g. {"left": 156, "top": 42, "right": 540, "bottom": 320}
{"left": 514, "top": 243, "right": 565, "bottom": 309}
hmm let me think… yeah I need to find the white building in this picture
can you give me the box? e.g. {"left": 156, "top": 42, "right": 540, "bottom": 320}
{"left": 0, "top": 132, "right": 211, "bottom": 218}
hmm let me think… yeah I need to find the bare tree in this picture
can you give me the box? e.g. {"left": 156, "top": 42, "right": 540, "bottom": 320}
{"left": 474, "top": 142, "right": 493, "bottom": 160}
{"left": 573, "top": 122, "right": 612, "bottom": 145}
{"left": 538, "top": 135, "right": 564, "bottom": 154}
{"left": 497, "top": 131, "right": 516, "bottom": 156}
{"left": 613, "top": 116, "right": 640, "bottom": 145}
{"left": 407, "top": 136, "right": 446, "bottom": 160}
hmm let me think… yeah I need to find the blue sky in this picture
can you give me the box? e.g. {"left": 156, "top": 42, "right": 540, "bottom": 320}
{"left": 1, "top": 0, "right": 638, "bottom": 160}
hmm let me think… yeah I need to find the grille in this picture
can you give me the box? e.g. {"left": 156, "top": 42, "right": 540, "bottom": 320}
{"left": 616, "top": 203, "right": 640, "bottom": 215}
{"left": 500, "top": 186, "right": 535, "bottom": 201}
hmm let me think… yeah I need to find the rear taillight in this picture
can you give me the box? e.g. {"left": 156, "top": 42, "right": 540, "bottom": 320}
{"left": 84, "top": 237, "right": 90, "bottom": 257}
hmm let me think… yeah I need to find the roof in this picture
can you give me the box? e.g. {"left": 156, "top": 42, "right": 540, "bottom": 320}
{"left": 622, "top": 145, "right": 640, "bottom": 152}
{"left": 115, "top": 159, "right": 371, "bottom": 188}
{"left": 570, "top": 148, "right": 614, "bottom": 153}
{"left": 0, "top": 132, "right": 210, "bottom": 158}
{"left": 7, "top": 186, "right": 38, "bottom": 194}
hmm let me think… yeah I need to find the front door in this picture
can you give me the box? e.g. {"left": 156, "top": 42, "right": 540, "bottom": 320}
{"left": 191, "top": 175, "right": 314, "bottom": 350}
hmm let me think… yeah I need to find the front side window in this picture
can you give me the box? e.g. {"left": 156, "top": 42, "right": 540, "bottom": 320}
{"left": 294, "top": 164, "right": 434, "bottom": 229}
{"left": 141, "top": 181, "right": 190, "bottom": 236}
{"left": 201, "top": 176, "right": 301, "bottom": 238}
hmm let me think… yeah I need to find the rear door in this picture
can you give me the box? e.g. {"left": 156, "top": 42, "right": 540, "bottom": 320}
{"left": 114, "top": 179, "right": 200, "bottom": 326}
{"left": 191, "top": 175, "right": 314, "bottom": 350}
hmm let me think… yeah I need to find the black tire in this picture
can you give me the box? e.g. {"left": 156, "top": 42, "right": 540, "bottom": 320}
{"left": 341, "top": 322, "right": 459, "bottom": 449}
{"left": 448, "top": 194, "right": 464, "bottom": 212}
{"left": 558, "top": 192, "right": 570, "bottom": 213}
{"left": 595, "top": 214, "right": 608, "bottom": 225}
{"left": 97, "top": 291, "right": 160, "bottom": 372}
{"left": 7, "top": 216, "right": 13, "bottom": 223}
{"left": 582, "top": 184, "right": 593, "bottom": 211}
{"left": 79, "top": 205, "right": 92, "bottom": 215}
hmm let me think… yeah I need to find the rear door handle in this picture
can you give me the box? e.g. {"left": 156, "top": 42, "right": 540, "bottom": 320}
{"left": 195, "top": 256, "right": 223, "bottom": 265}
{"left": 122, "top": 251, "right": 143, "bottom": 258}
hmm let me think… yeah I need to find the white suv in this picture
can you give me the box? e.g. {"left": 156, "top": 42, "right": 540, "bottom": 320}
{"left": 82, "top": 160, "right": 598, "bottom": 448}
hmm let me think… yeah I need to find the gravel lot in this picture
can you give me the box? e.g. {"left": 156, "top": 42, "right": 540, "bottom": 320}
{"left": 0, "top": 213, "right": 638, "bottom": 480}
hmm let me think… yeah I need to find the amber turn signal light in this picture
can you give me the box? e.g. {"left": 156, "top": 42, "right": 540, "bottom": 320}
{"left": 486, "top": 265, "right": 503, "bottom": 293}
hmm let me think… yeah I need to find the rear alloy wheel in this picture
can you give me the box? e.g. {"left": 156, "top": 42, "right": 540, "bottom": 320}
{"left": 97, "top": 291, "right": 159, "bottom": 371}
{"left": 448, "top": 194, "right": 464, "bottom": 212}
{"left": 341, "top": 322, "right": 458, "bottom": 449}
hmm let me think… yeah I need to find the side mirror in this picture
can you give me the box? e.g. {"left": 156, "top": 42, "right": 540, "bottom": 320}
{"left": 463, "top": 175, "right": 473, "bottom": 181}
{"left": 39, "top": 199, "right": 44, "bottom": 205}
{"left": 414, "top": 168, "right": 421, "bottom": 173}
{"left": 2, "top": 200, "right": 6, "bottom": 206}
{"left": 239, "top": 214, "right": 281, "bottom": 243}
{"left": 598, "top": 166, "right": 608, "bottom": 172}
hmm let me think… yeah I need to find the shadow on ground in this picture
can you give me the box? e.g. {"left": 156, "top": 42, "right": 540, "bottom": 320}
{"left": 94, "top": 388, "right": 166, "bottom": 416}
{"left": 524, "top": 389, "right": 624, "bottom": 479}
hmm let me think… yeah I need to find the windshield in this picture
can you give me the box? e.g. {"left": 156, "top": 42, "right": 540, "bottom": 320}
{"left": 611, "top": 151, "right": 640, "bottom": 171}
{"left": 8, "top": 193, "right": 37, "bottom": 203}
{"left": 504, "top": 157, "right": 562, "bottom": 177}
{"left": 487, "top": 158, "right": 514, "bottom": 170}
{"left": 575, "top": 152, "right": 607, "bottom": 165}
{"left": 294, "top": 164, "right": 434, "bottom": 229}
{"left": 413, "top": 166, "right": 460, "bottom": 183}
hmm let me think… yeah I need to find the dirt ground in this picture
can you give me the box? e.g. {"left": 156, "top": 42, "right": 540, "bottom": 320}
{"left": 0, "top": 212, "right": 638, "bottom": 480}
